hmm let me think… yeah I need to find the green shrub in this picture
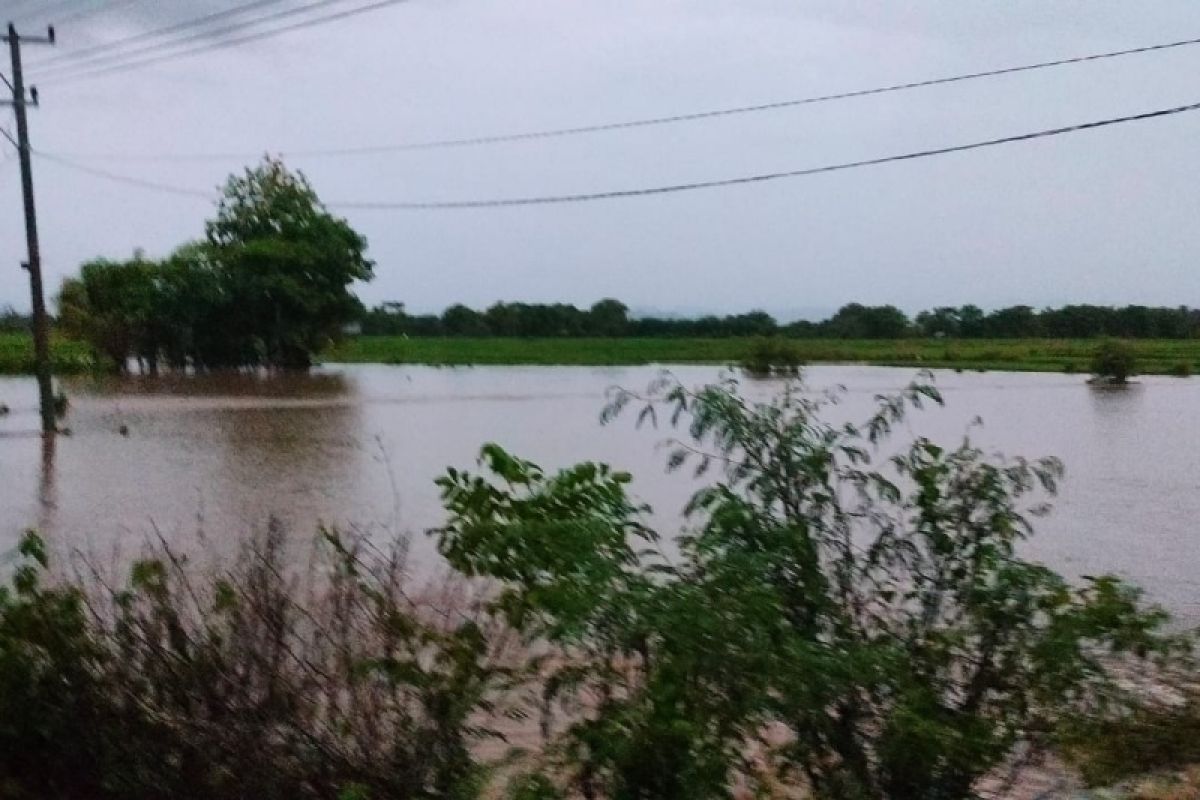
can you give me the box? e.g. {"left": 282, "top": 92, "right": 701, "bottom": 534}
{"left": 0, "top": 525, "right": 514, "bottom": 800}
{"left": 740, "top": 336, "right": 803, "bottom": 377}
{"left": 1063, "top": 693, "right": 1200, "bottom": 787}
{"left": 506, "top": 773, "right": 563, "bottom": 800}
{"left": 1170, "top": 361, "right": 1193, "bottom": 377}
{"left": 0, "top": 532, "right": 109, "bottom": 799}
{"left": 437, "top": 374, "right": 1173, "bottom": 800}
{"left": 1091, "top": 339, "right": 1139, "bottom": 384}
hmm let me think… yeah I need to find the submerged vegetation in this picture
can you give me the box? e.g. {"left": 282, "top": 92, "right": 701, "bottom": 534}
{"left": 739, "top": 335, "right": 804, "bottom": 376}
{"left": 1090, "top": 338, "right": 1140, "bottom": 385}
{"left": 0, "top": 374, "right": 1192, "bottom": 799}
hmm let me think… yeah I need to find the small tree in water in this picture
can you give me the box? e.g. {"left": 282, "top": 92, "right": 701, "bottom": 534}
{"left": 437, "top": 373, "right": 1173, "bottom": 800}
{"left": 1090, "top": 338, "right": 1138, "bottom": 385}
{"left": 740, "top": 336, "right": 803, "bottom": 377}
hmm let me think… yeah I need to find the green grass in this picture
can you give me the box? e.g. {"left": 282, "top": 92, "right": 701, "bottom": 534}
{"left": 326, "top": 336, "right": 1200, "bottom": 375}
{"left": 4, "top": 334, "right": 1199, "bottom": 376}
{"left": 0, "top": 333, "right": 94, "bottom": 375}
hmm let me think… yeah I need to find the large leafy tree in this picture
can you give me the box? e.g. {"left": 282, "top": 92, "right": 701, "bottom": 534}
{"left": 205, "top": 157, "right": 373, "bottom": 368}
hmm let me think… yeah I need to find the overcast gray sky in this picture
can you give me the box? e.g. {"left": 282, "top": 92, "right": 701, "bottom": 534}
{"left": 2, "top": 0, "right": 1200, "bottom": 319}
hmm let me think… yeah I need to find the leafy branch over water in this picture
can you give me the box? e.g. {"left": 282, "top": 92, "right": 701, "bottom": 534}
{"left": 438, "top": 372, "right": 1180, "bottom": 799}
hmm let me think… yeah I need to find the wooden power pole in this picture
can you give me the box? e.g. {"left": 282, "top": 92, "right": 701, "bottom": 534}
{"left": 2, "top": 22, "right": 56, "bottom": 434}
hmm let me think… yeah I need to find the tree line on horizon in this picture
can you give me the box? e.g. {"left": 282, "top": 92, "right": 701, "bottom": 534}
{"left": 360, "top": 299, "right": 1200, "bottom": 340}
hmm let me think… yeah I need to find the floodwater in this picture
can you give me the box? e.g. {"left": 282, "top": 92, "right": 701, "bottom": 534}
{"left": 0, "top": 364, "right": 1197, "bottom": 621}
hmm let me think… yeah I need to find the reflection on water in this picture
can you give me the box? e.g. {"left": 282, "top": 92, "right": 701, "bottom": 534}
{"left": 37, "top": 432, "right": 56, "bottom": 533}
{"left": 1, "top": 365, "right": 1198, "bottom": 621}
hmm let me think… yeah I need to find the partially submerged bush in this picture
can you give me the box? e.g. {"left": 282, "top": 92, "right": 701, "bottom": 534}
{"left": 740, "top": 336, "right": 803, "bottom": 377}
{"left": 1091, "top": 338, "right": 1139, "bottom": 384}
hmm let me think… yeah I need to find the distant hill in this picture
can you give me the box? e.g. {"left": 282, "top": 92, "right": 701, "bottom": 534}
{"left": 629, "top": 306, "right": 834, "bottom": 324}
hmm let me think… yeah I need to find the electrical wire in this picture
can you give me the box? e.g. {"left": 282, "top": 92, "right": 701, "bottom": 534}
{"left": 19, "top": 1, "right": 148, "bottom": 72}
{"left": 36, "top": 98, "right": 1200, "bottom": 210}
{"left": 54, "top": 0, "right": 153, "bottom": 27}
{"left": 36, "top": 150, "right": 216, "bottom": 199}
{"left": 39, "top": 0, "right": 415, "bottom": 84}
{"left": 32, "top": 0, "right": 294, "bottom": 69}
{"left": 45, "top": 32, "right": 1200, "bottom": 161}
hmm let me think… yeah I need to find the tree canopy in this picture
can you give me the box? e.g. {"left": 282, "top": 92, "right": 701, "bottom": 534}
{"left": 57, "top": 158, "right": 372, "bottom": 371}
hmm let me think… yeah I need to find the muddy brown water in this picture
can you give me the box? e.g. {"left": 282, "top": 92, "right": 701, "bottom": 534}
{"left": 1, "top": 365, "right": 1197, "bottom": 622}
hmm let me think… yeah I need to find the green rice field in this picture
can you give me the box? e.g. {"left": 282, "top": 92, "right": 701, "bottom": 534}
{"left": 4, "top": 333, "right": 1199, "bottom": 376}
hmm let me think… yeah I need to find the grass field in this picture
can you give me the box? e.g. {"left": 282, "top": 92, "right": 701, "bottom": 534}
{"left": 0, "top": 333, "right": 94, "bottom": 375}
{"left": 4, "top": 334, "right": 1200, "bottom": 375}
{"left": 327, "top": 336, "right": 1200, "bottom": 375}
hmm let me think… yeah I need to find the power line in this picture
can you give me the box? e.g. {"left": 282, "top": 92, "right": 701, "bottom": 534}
{"left": 54, "top": 0, "right": 154, "bottom": 27}
{"left": 16, "top": 1, "right": 146, "bottom": 70}
{"left": 37, "top": 98, "right": 1200, "bottom": 210}
{"left": 36, "top": 150, "right": 216, "bottom": 198}
{"left": 45, "top": 32, "right": 1200, "bottom": 161}
{"left": 32, "top": 0, "right": 293, "bottom": 69}
{"left": 40, "top": 0, "right": 414, "bottom": 84}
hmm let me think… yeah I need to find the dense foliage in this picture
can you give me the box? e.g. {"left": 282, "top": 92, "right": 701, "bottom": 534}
{"left": 360, "top": 300, "right": 1200, "bottom": 340}
{"left": 0, "top": 525, "right": 513, "bottom": 800}
{"left": 57, "top": 158, "right": 372, "bottom": 371}
{"left": 435, "top": 373, "right": 1176, "bottom": 799}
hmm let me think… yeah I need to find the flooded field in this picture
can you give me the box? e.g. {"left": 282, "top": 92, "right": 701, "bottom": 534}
{"left": 1, "top": 364, "right": 1197, "bottom": 620}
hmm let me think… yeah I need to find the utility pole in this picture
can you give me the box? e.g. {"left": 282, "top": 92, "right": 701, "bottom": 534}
{"left": 2, "top": 23, "right": 56, "bottom": 434}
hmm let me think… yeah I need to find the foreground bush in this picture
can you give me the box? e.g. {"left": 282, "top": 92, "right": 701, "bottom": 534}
{"left": 0, "top": 525, "right": 517, "bottom": 800}
{"left": 439, "top": 372, "right": 1177, "bottom": 799}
